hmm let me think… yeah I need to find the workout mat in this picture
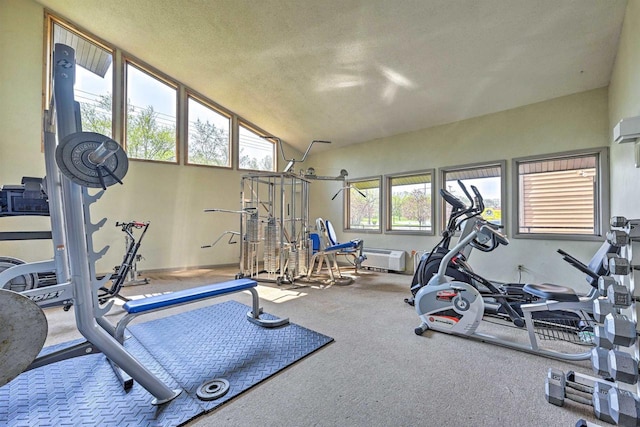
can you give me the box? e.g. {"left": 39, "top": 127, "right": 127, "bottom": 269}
{"left": 0, "top": 300, "right": 333, "bottom": 426}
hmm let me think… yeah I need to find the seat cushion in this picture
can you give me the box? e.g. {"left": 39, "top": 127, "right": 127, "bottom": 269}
{"left": 522, "top": 283, "right": 580, "bottom": 302}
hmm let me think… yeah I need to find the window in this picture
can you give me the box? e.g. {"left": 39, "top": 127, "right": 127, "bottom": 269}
{"left": 441, "top": 161, "right": 505, "bottom": 228}
{"left": 387, "top": 170, "right": 434, "bottom": 234}
{"left": 238, "top": 124, "right": 275, "bottom": 171}
{"left": 345, "top": 177, "right": 382, "bottom": 232}
{"left": 45, "top": 12, "right": 279, "bottom": 170}
{"left": 186, "top": 95, "right": 231, "bottom": 167}
{"left": 49, "top": 20, "right": 113, "bottom": 137}
{"left": 513, "top": 148, "right": 609, "bottom": 238}
{"left": 125, "top": 62, "right": 178, "bottom": 162}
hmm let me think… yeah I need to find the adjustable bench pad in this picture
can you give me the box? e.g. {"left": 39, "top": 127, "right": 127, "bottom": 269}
{"left": 123, "top": 278, "right": 257, "bottom": 314}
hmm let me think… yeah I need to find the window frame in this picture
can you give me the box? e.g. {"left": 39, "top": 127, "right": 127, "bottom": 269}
{"left": 343, "top": 175, "right": 383, "bottom": 234}
{"left": 385, "top": 169, "right": 435, "bottom": 235}
{"left": 123, "top": 58, "right": 180, "bottom": 164}
{"left": 44, "top": 14, "right": 116, "bottom": 138}
{"left": 439, "top": 160, "right": 507, "bottom": 232}
{"left": 512, "top": 147, "right": 610, "bottom": 241}
{"left": 237, "top": 121, "right": 277, "bottom": 172}
{"left": 184, "top": 91, "right": 232, "bottom": 169}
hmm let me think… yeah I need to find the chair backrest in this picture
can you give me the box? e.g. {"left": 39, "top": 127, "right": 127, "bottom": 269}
{"left": 325, "top": 220, "right": 339, "bottom": 246}
{"left": 315, "top": 217, "right": 330, "bottom": 249}
{"left": 309, "top": 233, "right": 321, "bottom": 253}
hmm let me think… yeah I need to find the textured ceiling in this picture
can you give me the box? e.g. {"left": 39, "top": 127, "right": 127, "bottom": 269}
{"left": 36, "top": 0, "right": 628, "bottom": 152}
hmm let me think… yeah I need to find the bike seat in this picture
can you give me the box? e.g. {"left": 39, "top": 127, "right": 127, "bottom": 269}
{"left": 522, "top": 283, "right": 580, "bottom": 302}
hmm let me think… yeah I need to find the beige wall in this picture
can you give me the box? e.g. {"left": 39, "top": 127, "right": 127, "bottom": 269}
{"left": 1, "top": 0, "right": 633, "bottom": 294}
{"left": 307, "top": 88, "right": 610, "bottom": 291}
{"left": 0, "top": 0, "right": 52, "bottom": 262}
{"left": 0, "top": 0, "right": 301, "bottom": 274}
{"left": 609, "top": 0, "right": 640, "bottom": 216}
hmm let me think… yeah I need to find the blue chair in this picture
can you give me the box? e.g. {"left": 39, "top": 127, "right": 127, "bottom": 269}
{"left": 306, "top": 218, "right": 366, "bottom": 283}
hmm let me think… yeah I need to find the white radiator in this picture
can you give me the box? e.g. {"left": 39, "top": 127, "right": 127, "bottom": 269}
{"left": 361, "top": 248, "right": 406, "bottom": 272}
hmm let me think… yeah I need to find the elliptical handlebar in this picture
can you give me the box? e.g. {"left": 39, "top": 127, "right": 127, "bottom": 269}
{"left": 440, "top": 187, "right": 466, "bottom": 210}
{"left": 470, "top": 185, "right": 485, "bottom": 214}
{"left": 471, "top": 221, "right": 509, "bottom": 252}
{"left": 440, "top": 180, "right": 485, "bottom": 236}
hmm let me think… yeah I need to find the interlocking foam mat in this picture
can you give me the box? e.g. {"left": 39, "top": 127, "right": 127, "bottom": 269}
{"left": 0, "top": 300, "right": 333, "bottom": 426}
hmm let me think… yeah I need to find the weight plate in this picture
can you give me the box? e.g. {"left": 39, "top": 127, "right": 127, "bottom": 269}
{"left": 196, "top": 378, "right": 230, "bottom": 401}
{"left": 0, "top": 289, "right": 48, "bottom": 387}
{"left": 0, "top": 256, "right": 37, "bottom": 292}
{"left": 55, "top": 132, "right": 128, "bottom": 188}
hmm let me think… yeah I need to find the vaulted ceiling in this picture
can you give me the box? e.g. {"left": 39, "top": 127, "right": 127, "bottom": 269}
{"left": 37, "top": 0, "right": 628, "bottom": 152}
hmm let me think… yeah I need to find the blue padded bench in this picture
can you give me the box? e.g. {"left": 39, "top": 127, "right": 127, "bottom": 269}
{"left": 306, "top": 218, "right": 366, "bottom": 284}
{"left": 115, "top": 278, "right": 289, "bottom": 343}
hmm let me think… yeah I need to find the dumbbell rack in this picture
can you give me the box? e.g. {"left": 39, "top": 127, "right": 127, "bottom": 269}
{"left": 546, "top": 216, "right": 640, "bottom": 426}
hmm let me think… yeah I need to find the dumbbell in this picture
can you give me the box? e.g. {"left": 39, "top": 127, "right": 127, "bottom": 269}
{"left": 605, "top": 314, "right": 638, "bottom": 347}
{"left": 592, "top": 347, "right": 639, "bottom": 384}
{"left": 545, "top": 369, "right": 615, "bottom": 424}
{"left": 608, "top": 387, "right": 640, "bottom": 427}
{"left": 611, "top": 216, "right": 630, "bottom": 228}
{"left": 592, "top": 312, "right": 638, "bottom": 348}
{"left": 597, "top": 276, "right": 635, "bottom": 307}
{"left": 546, "top": 368, "right": 594, "bottom": 406}
{"left": 608, "top": 229, "right": 631, "bottom": 247}
{"left": 608, "top": 256, "right": 631, "bottom": 276}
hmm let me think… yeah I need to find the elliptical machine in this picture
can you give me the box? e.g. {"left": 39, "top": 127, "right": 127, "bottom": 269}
{"left": 406, "top": 181, "right": 618, "bottom": 318}
{"left": 413, "top": 219, "right": 600, "bottom": 361}
{"left": 406, "top": 181, "right": 533, "bottom": 320}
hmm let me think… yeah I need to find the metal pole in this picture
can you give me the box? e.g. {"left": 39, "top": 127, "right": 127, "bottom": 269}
{"left": 53, "top": 43, "right": 179, "bottom": 404}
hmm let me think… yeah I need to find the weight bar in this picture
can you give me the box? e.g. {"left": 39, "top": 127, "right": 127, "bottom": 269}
{"left": 592, "top": 347, "right": 639, "bottom": 384}
{"left": 55, "top": 131, "right": 128, "bottom": 189}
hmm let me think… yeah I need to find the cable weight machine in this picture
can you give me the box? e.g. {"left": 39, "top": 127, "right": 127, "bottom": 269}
{"left": 204, "top": 138, "right": 349, "bottom": 285}
{"left": 238, "top": 172, "right": 311, "bottom": 285}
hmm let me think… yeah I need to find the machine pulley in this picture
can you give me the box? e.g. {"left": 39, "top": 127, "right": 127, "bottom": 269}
{"left": 55, "top": 132, "right": 128, "bottom": 189}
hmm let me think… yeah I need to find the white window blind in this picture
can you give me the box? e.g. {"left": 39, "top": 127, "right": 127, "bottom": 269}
{"left": 518, "top": 156, "right": 596, "bottom": 234}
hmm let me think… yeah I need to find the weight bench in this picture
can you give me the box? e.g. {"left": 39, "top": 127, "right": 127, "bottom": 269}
{"left": 115, "top": 278, "right": 289, "bottom": 343}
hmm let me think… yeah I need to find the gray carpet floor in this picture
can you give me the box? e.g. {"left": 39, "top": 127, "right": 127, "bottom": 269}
{"left": 41, "top": 267, "right": 602, "bottom": 427}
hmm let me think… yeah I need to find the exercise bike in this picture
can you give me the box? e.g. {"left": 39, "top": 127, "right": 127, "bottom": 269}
{"left": 97, "top": 220, "right": 150, "bottom": 305}
{"left": 413, "top": 218, "right": 604, "bottom": 361}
